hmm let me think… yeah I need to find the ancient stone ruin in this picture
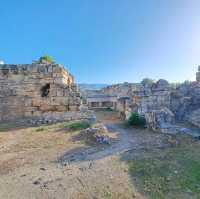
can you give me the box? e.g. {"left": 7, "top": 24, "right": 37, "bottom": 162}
{"left": 1, "top": 61, "right": 200, "bottom": 134}
{"left": 101, "top": 67, "right": 200, "bottom": 134}
{"left": 86, "top": 94, "right": 117, "bottom": 109}
{"left": 0, "top": 63, "right": 89, "bottom": 123}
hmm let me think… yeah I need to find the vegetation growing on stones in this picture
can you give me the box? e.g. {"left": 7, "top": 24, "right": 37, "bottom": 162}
{"left": 38, "top": 55, "right": 55, "bottom": 64}
{"left": 128, "top": 112, "right": 146, "bottom": 127}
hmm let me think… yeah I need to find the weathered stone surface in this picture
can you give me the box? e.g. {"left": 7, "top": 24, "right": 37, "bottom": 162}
{"left": 145, "top": 108, "right": 175, "bottom": 132}
{"left": 171, "top": 82, "right": 200, "bottom": 123}
{"left": 103, "top": 67, "right": 200, "bottom": 131}
{"left": 27, "top": 110, "right": 94, "bottom": 125}
{"left": 80, "top": 123, "right": 111, "bottom": 144}
{"left": 0, "top": 64, "right": 82, "bottom": 122}
{"left": 187, "top": 109, "right": 200, "bottom": 128}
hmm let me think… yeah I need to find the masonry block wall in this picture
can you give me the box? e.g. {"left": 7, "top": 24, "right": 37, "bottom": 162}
{"left": 0, "top": 64, "right": 81, "bottom": 121}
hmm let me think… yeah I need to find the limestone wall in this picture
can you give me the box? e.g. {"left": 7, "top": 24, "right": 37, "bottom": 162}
{"left": 131, "top": 79, "right": 171, "bottom": 115}
{"left": 102, "top": 83, "right": 140, "bottom": 97}
{"left": 110, "top": 76, "right": 200, "bottom": 130}
{"left": 101, "top": 67, "right": 200, "bottom": 130}
{"left": 170, "top": 82, "right": 200, "bottom": 127}
{"left": 0, "top": 64, "right": 81, "bottom": 121}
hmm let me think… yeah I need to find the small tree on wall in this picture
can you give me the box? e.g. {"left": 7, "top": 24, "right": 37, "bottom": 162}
{"left": 37, "top": 55, "right": 55, "bottom": 64}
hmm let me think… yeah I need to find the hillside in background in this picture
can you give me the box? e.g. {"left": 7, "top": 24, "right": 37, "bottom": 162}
{"left": 78, "top": 84, "right": 109, "bottom": 91}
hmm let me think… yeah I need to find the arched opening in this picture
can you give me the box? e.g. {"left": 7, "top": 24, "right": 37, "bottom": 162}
{"left": 41, "top": 83, "right": 50, "bottom": 97}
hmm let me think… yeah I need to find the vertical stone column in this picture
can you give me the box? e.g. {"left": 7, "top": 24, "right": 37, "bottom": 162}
{"left": 196, "top": 65, "right": 200, "bottom": 82}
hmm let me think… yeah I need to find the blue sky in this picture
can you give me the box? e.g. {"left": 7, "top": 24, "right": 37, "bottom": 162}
{"left": 0, "top": 0, "right": 200, "bottom": 83}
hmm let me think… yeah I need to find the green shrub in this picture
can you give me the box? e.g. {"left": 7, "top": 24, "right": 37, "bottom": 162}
{"left": 35, "top": 127, "right": 45, "bottom": 132}
{"left": 127, "top": 112, "right": 146, "bottom": 127}
{"left": 38, "top": 55, "right": 55, "bottom": 64}
{"left": 106, "top": 107, "right": 112, "bottom": 111}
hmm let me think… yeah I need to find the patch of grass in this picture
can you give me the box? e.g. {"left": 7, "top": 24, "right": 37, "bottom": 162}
{"left": 35, "top": 127, "right": 46, "bottom": 132}
{"left": 0, "top": 123, "right": 20, "bottom": 132}
{"left": 63, "top": 120, "right": 90, "bottom": 131}
{"left": 128, "top": 144, "right": 200, "bottom": 199}
{"left": 103, "top": 189, "right": 113, "bottom": 199}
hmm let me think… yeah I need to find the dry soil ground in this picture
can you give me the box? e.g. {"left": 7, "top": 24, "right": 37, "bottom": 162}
{"left": 0, "top": 110, "right": 199, "bottom": 199}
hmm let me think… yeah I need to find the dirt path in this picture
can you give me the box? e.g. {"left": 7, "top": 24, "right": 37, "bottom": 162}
{"left": 0, "top": 111, "right": 169, "bottom": 199}
{"left": 59, "top": 123, "right": 133, "bottom": 163}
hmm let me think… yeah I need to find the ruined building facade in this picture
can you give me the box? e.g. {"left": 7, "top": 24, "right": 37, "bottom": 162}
{"left": 0, "top": 64, "right": 83, "bottom": 122}
{"left": 102, "top": 67, "right": 200, "bottom": 132}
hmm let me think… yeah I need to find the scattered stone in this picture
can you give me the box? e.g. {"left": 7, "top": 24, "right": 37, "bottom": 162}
{"left": 33, "top": 180, "right": 41, "bottom": 185}
{"left": 79, "top": 123, "right": 112, "bottom": 144}
{"left": 40, "top": 167, "right": 46, "bottom": 171}
{"left": 95, "top": 135, "right": 111, "bottom": 144}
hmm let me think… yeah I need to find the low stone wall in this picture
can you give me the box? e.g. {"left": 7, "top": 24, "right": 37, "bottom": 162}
{"left": 26, "top": 110, "right": 95, "bottom": 125}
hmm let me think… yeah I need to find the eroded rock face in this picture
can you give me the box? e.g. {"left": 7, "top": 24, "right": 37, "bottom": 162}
{"left": 171, "top": 82, "right": 200, "bottom": 121}
{"left": 0, "top": 64, "right": 83, "bottom": 122}
{"left": 145, "top": 108, "right": 175, "bottom": 133}
{"left": 187, "top": 109, "right": 200, "bottom": 128}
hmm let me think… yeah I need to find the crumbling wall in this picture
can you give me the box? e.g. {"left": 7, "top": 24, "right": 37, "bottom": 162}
{"left": 128, "top": 79, "right": 175, "bottom": 131}
{"left": 170, "top": 82, "right": 200, "bottom": 127}
{"left": 0, "top": 64, "right": 81, "bottom": 122}
{"left": 102, "top": 67, "right": 200, "bottom": 131}
{"left": 102, "top": 82, "right": 140, "bottom": 97}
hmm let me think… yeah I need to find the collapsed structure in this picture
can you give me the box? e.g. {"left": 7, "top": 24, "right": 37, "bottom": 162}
{"left": 102, "top": 67, "right": 200, "bottom": 133}
{"left": 1, "top": 61, "right": 200, "bottom": 133}
{"left": 0, "top": 63, "right": 90, "bottom": 122}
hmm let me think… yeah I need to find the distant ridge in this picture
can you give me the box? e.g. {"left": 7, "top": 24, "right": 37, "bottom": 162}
{"left": 78, "top": 84, "right": 109, "bottom": 91}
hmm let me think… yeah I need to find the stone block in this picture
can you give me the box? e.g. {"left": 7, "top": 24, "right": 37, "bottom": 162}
{"left": 69, "top": 105, "right": 79, "bottom": 111}
{"left": 55, "top": 105, "right": 68, "bottom": 112}
{"left": 39, "top": 105, "right": 56, "bottom": 111}
{"left": 32, "top": 99, "right": 41, "bottom": 107}
{"left": 56, "top": 88, "right": 64, "bottom": 97}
